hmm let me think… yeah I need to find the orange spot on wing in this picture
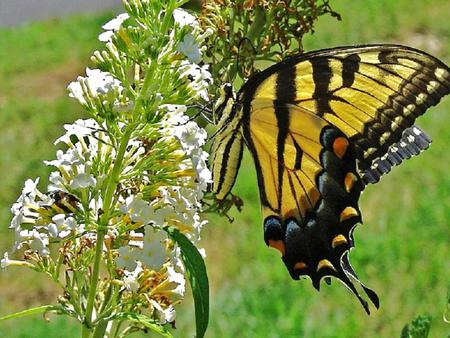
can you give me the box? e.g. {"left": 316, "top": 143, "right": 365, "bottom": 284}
{"left": 340, "top": 206, "right": 359, "bottom": 222}
{"left": 332, "top": 234, "right": 348, "bottom": 248}
{"left": 317, "top": 259, "right": 336, "bottom": 272}
{"left": 268, "top": 239, "right": 285, "bottom": 255}
{"left": 294, "top": 262, "right": 308, "bottom": 270}
{"left": 344, "top": 172, "right": 357, "bottom": 192}
{"left": 333, "top": 137, "right": 349, "bottom": 158}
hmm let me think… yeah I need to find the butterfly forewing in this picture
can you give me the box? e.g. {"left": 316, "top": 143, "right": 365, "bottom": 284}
{"left": 248, "top": 104, "right": 325, "bottom": 219}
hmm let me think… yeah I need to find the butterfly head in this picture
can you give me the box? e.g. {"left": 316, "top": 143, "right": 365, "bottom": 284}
{"left": 214, "top": 83, "right": 236, "bottom": 123}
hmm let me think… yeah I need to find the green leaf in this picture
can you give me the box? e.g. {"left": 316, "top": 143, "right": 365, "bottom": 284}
{"left": 167, "top": 228, "right": 209, "bottom": 338}
{"left": 0, "top": 305, "right": 59, "bottom": 321}
{"left": 400, "top": 315, "right": 432, "bottom": 338}
{"left": 444, "top": 287, "right": 450, "bottom": 324}
{"left": 105, "top": 312, "right": 173, "bottom": 337}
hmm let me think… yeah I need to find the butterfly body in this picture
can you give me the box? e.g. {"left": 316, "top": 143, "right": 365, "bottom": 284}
{"left": 210, "top": 44, "right": 450, "bottom": 313}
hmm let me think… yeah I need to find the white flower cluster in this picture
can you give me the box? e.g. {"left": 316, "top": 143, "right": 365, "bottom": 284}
{"left": 2, "top": 5, "right": 213, "bottom": 328}
{"left": 8, "top": 178, "right": 53, "bottom": 257}
{"left": 4, "top": 120, "right": 103, "bottom": 260}
{"left": 172, "top": 8, "right": 214, "bottom": 101}
{"left": 113, "top": 102, "right": 212, "bottom": 318}
{"left": 68, "top": 68, "right": 124, "bottom": 107}
{"left": 45, "top": 119, "right": 102, "bottom": 192}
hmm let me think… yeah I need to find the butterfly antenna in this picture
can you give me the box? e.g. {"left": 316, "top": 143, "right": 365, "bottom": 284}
{"left": 186, "top": 103, "right": 214, "bottom": 124}
{"left": 206, "top": 128, "right": 220, "bottom": 143}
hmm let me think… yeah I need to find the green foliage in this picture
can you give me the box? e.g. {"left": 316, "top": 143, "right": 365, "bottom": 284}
{"left": 0, "top": 305, "right": 59, "bottom": 321}
{"left": 167, "top": 229, "right": 209, "bottom": 338}
{"left": 103, "top": 313, "right": 173, "bottom": 337}
{"left": 201, "top": 0, "right": 340, "bottom": 86}
{"left": 401, "top": 315, "right": 432, "bottom": 338}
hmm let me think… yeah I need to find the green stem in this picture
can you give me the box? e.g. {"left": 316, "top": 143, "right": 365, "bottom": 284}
{"left": 92, "top": 320, "right": 109, "bottom": 338}
{"left": 91, "top": 283, "right": 114, "bottom": 338}
{"left": 246, "top": 5, "right": 266, "bottom": 43}
{"left": 159, "top": 0, "right": 177, "bottom": 39}
{"left": 82, "top": 127, "right": 133, "bottom": 337}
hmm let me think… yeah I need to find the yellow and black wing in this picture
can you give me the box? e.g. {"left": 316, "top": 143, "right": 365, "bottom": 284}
{"left": 211, "top": 44, "right": 450, "bottom": 313}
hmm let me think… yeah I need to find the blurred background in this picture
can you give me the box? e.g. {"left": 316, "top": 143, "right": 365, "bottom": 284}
{"left": 0, "top": 0, "right": 121, "bottom": 27}
{"left": 0, "top": 0, "right": 449, "bottom": 337}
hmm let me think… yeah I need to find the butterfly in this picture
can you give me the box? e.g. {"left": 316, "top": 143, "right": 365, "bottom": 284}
{"left": 209, "top": 44, "right": 450, "bottom": 314}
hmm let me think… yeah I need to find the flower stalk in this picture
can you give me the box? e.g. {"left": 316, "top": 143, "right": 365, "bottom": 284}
{"left": 2, "top": 1, "right": 213, "bottom": 337}
{"left": 84, "top": 127, "right": 132, "bottom": 336}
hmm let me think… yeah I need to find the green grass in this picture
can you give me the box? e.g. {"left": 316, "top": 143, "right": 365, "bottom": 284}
{"left": 0, "top": 1, "right": 449, "bottom": 337}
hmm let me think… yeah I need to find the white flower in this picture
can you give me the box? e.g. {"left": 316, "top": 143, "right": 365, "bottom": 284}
{"left": 0, "top": 252, "right": 10, "bottom": 268}
{"left": 47, "top": 214, "right": 78, "bottom": 239}
{"left": 48, "top": 172, "right": 65, "bottom": 192}
{"left": 24, "top": 178, "right": 39, "bottom": 196}
{"left": 128, "top": 231, "right": 144, "bottom": 248}
{"left": 122, "top": 194, "right": 154, "bottom": 224}
{"left": 68, "top": 68, "right": 123, "bottom": 105}
{"left": 178, "top": 62, "right": 212, "bottom": 101}
{"left": 54, "top": 119, "right": 99, "bottom": 145}
{"left": 116, "top": 246, "right": 139, "bottom": 271}
{"left": 99, "top": 13, "right": 129, "bottom": 42}
{"left": 66, "top": 217, "right": 78, "bottom": 231}
{"left": 10, "top": 178, "right": 53, "bottom": 230}
{"left": 198, "top": 27, "right": 214, "bottom": 43}
{"left": 177, "top": 33, "right": 202, "bottom": 63}
{"left": 44, "top": 148, "right": 84, "bottom": 167}
{"left": 123, "top": 264, "right": 143, "bottom": 292}
{"left": 172, "top": 121, "right": 207, "bottom": 155}
{"left": 173, "top": 8, "right": 198, "bottom": 28}
{"left": 71, "top": 173, "right": 96, "bottom": 189}
{"left": 67, "top": 81, "right": 86, "bottom": 105}
{"left": 140, "top": 228, "right": 167, "bottom": 270}
{"left": 158, "top": 186, "right": 178, "bottom": 206}
{"left": 10, "top": 213, "right": 25, "bottom": 230}
{"left": 150, "top": 300, "right": 176, "bottom": 324}
{"left": 30, "top": 234, "right": 50, "bottom": 257}
{"left": 121, "top": 195, "right": 170, "bottom": 226}
{"left": 161, "top": 104, "right": 187, "bottom": 116}
{"left": 191, "top": 148, "right": 212, "bottom": 194}
{"left": 165, "top": 265, "right": 186, "bottom": 297}
{"left": 14, "top": 229, "right": 50, "bottom": 257}
{"left": 1, "top": 252, "right": 33, "bottom": 269}
{"left": 85, "top": 68, "right": 123, "bottom": 97}
{"left": 160, "top": 104, "right": 189, "bottom": 130}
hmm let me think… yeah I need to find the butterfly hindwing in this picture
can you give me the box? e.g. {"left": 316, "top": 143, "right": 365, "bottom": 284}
{"left": 244, "top": 102, "right": 377, "bottom": 312}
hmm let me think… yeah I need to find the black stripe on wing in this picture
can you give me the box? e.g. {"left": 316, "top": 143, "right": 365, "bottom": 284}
{"left": 274, "top": 65, "right": 297, "bottom": 210}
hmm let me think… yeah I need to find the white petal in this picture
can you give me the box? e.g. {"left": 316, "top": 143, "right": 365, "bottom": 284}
{"left": 173, "top": 8, "right": 198, "bottom": 27}
{"left": 102, "top": 13, "right": 130, "bottom": 30}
